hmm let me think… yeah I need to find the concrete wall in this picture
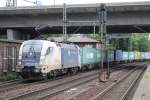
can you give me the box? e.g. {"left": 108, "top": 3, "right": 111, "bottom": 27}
{"left": 7, "top": 29, "right": 22, "bottom": 40}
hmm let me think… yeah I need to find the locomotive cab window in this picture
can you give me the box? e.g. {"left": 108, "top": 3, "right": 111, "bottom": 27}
{"left": 46, "top": 47, "right": 53, "bottom": 55}
{"left": 22, "top": 44, "right": 42, "bottom": 53}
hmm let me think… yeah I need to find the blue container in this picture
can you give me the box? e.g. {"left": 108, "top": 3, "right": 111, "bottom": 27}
{"left": 128, "top": 52, "right": 134, "bottom": 60}
{"left": 80, "top": 47, "right": 97, "bottom": 65}
{"left": 123, "top": 52, "right": 128, "bottom": 60}
{"left": 60, "top": 43, "right": 78, "bottom": 67}
{"left": 140, "top": 52, "right": 145, "bottom": 59}
{"left": 145, "top": 52, "right": 149, "bottom": 59}
{"left": 143, "top": 52, "right": 146, "bottom": 59}
{"left": 115, "top": 50, "right": 123, "bottom": 61}
{"left": 111, "top": 51, "right": 115, "bottom": 62}
{"left": 108, "top": 51, "right": 114, "bottom": 62}
{"left": 148, "top": 52, "right": 150, "bottom": 59}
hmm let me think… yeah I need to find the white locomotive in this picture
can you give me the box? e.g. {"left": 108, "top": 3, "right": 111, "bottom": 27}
{"left": 16, "top": 40, "right": 81, "bottom": 79}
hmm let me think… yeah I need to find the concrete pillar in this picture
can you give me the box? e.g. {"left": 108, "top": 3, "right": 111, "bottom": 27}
{"left": 7, "top": 29, "right": 21, "bottom": 40}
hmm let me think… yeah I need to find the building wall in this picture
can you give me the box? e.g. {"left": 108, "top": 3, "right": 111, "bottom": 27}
{"left": 0, "top": 40, "right": 21, "bottom": 75}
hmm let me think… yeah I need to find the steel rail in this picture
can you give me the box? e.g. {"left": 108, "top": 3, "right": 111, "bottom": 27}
{"left": 120, "top": 67, "right": 146, "bottom": 100}
{"left": 91, "top": 67, "right": 144, "bottom": 100}
{"left": 7, "top": 71, "right": 99, "bottom": 100}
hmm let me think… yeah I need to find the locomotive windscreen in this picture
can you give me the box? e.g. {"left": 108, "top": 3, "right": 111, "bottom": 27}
{"left": 21, "top": 44, "right": 42, "bottom": 66}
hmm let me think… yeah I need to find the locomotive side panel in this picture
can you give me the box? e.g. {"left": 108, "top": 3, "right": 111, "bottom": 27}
{"left": 42, "top": 46, "right": 61, "bottom": 73}
{"left": 60, "top": 44, "right": 79, "bottom": 68}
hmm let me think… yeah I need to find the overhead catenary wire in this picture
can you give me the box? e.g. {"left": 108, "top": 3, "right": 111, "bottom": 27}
{"left": 133, "top": 25, "right": 148, "bottom": 33}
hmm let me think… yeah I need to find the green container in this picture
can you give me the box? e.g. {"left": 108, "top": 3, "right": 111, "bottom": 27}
{"left": 80, "top": 47, "right": 97, "bottom": 65}
{"left": 97, "top": 48, "right": 101, "bottom": 62}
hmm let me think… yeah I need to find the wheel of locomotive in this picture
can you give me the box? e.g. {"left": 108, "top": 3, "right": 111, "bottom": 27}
{"left": 47, "top": 72, "right": 52, "bottom": 79}
{"left": 70, "top": 67, "right": 78, "bottom": 75}
{"left": 47, "top": 70, "right": 57, "bottom": 79}
{"left": 42, "top": 74, "right": 48, "bottom": 80}
{"left": 75, "top": 67, "right": 79, "bottom": 73}
{"left": 52, "top": 70, "right": 57, "bottom": 79}
{"left": 62, "top": 68, "right": 68, "bottom": 75}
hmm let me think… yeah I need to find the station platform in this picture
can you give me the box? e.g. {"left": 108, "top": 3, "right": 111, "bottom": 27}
{"left": 132, "top": 65, "right": 150, "bottom": 100}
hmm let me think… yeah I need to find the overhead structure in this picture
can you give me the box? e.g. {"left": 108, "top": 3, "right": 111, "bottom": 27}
{"left": 5, "top": 0, "right": 42, "bottom": 7}
{"left": 62, "top": 3, "right": 109, "bottom": 82}
{"left": 23, "top": 0, "right": 42, "bottom": 5}
{"left": 98, "top": 3, "right": 110, "bottom": 82}
{"left": 63, "top": 3, "right": 67, "bottom": 42}
{"left": 6, "top": 0, "right": 17, "bottom": 7}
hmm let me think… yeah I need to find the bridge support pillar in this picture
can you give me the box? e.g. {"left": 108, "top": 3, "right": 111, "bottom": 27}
{"left": 7, "top": 29, "right": 21, "bottom": 40}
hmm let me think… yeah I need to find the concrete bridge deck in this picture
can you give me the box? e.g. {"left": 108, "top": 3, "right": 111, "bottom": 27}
{"left": 1, "top": 1, "right": 150, "bottom": 39}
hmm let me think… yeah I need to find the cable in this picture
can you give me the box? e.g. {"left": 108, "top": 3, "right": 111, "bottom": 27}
{"left": 23, "top": 0, "right": 37, "bottom": 4}
{"left": 133, "top": 25, "right": 148, "bottom": 33}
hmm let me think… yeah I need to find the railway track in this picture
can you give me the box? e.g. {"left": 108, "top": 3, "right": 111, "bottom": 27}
{"left": 6, "top": 67, "right": 129, "bottom": 100}
{"left": 0, "top": 62, "right": 143, "bottom": 93}
{"left": 0, "top": 69, "right": 100, "bottom": 93}
{"left": 1, "top": 64, "right": 145, "bottom": 100}
{"left": 0, "top": 79, "right": 22, "bottom": 89}
{"left": 91, "top": 66, "right": 146, "bottom": 100}
{"left": 0, "top": 79, "right": 50, "bottom": 94}
{"left": 0, "top": 69, "right": 99, "bottom": 94}
{"left": 0, "top": 79, "right": 20, "bottom": 84}
{"left": 0, "top": 79, "right": 20, "bottom": 85}
{"left": 6, "top": 70, "right": 99, "bottom": 100}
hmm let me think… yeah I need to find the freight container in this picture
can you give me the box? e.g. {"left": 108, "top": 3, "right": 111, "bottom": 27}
{"left": 144, "top": 52, "right": 148, "bottom": 59}
{"left": 115, "top": 50, "right": 123, "bottom": 61}
{"left": 109, "top": 51, "right": 114, "bottom": 62}
{"left": 128, "top": 52, "right": 134, "bottom": 60}
{"left": 140, "top": 52, "right": 145, "bottom": 60}
{"left": 143, "top": 52, "right": 146, "bottom": 59}
{"left": 60, "top": 43, "right": 79, "bottom": 67}
{"left": 145, "top": 52, "right": 149, "bottom": 60}
{"left": 134, "top": 51, "right": 140, "bottom": 60}
{"left": 97, "top": 48, "right": 101, "bottom": 63}
{"left": 147, "top": 52, "right": 150, "bottom": 59}
{"left": 138, "top": 52, "right": 141, "bottom": 60}
{"left": 123, "top": 52, "right": 128, "bottom": 60}
{"left": 80, "top": 47, "right": 97, "bottom": 65}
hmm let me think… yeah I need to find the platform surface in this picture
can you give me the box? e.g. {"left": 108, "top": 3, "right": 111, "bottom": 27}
{"left": 132, "top": 66, "right": 150, "bottom": 100}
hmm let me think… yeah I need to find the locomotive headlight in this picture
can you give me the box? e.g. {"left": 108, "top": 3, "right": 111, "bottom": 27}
{"left": 18, "top": 61, "right": 21, "bottom": 65}
{"left": 16, "top": 69, "right": 21, "bottom": 72}
{"left": 34, "top": 68, "right": 41, "bottom": 73}
{"left": 16, "top": 67, "right": 22, "bottom": 72}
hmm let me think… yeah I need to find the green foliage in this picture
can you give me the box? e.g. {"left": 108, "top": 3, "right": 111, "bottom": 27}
{"left": 81, "top": 33, "right": 150, "bottom": 52}
{"left": 107, "top": 44, "right": 116, "bottom": 51}
{"left": 131, "top": 34, "right": 150, "bottom": 52}
{"left": 110, "top": 33, "right": 150, "bottom": 52}
{"left": 42, "top": 32, "right": 150, "bottom": 52}
{"left": 0, "top": 72, "right": 17, "bottom": 81}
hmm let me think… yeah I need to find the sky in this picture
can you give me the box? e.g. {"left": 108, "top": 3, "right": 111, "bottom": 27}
{"left": 1, "top": 0, "right": 150, "bottom": 7}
